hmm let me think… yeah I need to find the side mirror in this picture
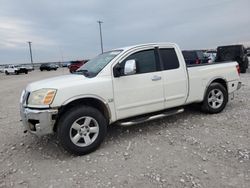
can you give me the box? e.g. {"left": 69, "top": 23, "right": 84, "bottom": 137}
{"left": 113, "top": 64, "right": 121, "bottom": 77}
{"left": 124, "top": 59, "right": 136, "bottom": 75}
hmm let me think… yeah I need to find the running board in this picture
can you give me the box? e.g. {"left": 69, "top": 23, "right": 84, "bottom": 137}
{"left": 117, "top": 108, "right": 184, "bottom": 127}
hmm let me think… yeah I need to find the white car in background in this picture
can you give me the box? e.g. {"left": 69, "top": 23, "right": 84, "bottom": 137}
{"left": 4, "top": 65, "right": 29, "bottom": 75}
{"left": 204, "top": 50, "right": 217, "bottom": 63}
{"left": 247, "top": 51, "right": 250, "bottom": 63}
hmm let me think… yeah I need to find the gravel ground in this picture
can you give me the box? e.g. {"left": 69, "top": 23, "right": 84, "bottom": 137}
{"left": 0, "top": 68, "right": 249, "bottom": 188}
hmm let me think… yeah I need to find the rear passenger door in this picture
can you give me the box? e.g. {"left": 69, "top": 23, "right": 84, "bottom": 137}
{"left": 158, "top": 47, "right": 188, "bottom": 108}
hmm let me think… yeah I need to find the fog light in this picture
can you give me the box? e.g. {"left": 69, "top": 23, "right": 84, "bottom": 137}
{"left": 28, "top": 119, "right": 39, "bottom": 131}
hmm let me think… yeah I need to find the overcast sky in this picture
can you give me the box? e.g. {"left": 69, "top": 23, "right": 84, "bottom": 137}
{"left": 0, "top": 0, "right": 250, "bottom": 64}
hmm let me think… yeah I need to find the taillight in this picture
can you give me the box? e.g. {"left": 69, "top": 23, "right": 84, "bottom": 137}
{"left": 236, "top": 64, "right": 240, "bottom": 75}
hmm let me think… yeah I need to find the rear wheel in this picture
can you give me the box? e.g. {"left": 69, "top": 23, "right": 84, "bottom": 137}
{"left": 57, "top": 106, "right": 107, "bottom": 155}
{"left": 201, "top": 83, "right": 228, "bottom": 114}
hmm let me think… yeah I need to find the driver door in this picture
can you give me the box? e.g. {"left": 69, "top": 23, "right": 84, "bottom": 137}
{"left": 112, "top": 48, "right": 165, "bottom": 120}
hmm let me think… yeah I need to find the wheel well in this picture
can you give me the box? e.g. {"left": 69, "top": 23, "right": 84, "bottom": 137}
{"left": 202, "top": 78, "right": 228, "bottom": 101}
{"left": 211, "top": 78, "right": 228, "bottom": 91}
{"left": 54, "top": 98, "right": 110, "bottom": 131}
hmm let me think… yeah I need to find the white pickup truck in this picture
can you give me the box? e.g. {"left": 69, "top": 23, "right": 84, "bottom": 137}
{"left": 20, "top": 43, "right": 241, "bottom": 155}
{"left": 4, "top": 64, "right": 29, "bottom": 75}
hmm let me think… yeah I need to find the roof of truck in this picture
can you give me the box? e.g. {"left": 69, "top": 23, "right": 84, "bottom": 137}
{"left": 113, "top": 42, "right": 177, "bottom": 51}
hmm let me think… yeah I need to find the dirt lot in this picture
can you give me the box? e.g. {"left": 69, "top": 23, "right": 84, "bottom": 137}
{"left": 0, "top": 68, "right": 249, "bottom": 188}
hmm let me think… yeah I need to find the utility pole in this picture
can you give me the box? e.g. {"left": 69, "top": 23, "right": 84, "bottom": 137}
{"left": 27, "top": 41, "right": 34, "bottom": 68}
{"left": 97, "top": 20, "right": 104, "bottom": 54}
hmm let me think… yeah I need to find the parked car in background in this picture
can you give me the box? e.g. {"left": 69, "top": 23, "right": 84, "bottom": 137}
{"left": 216, "top": 45, "right": 249, "bottom": 73}
{"left": 247, "top": 49, "right": 250, "bottom": 63}
{"left": 4, "top": 65, "right": 28, "bottom": 75}
{"left": 20, "top": 43, "right": 241, "bottom": 155}
{"left": 25, "top": 66, "right": 34, "bottom": 72}
{"left": 40, "top": 63, "right": 58, "bottom": 71}
{"left": 182, "top": 50, "right": 209, "bottom": 65}
{"left": 204, "top": 50, "right": 217, "bottom": 63}
{"left": 61, "top": 62, "right": 71, "bottom": 67}
{"left": 68, "top": 60, "right": 88, "bottom": 73}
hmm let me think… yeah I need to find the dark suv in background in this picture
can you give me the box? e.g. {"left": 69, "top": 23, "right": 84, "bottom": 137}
{"left": 40, "top": 63, "right": 58, "bottom": 71}
{"left": 182, "top": 50, "right": 209, "bottom": 65}
{"left": 216, "top": 45, "right": 249, "bottom": 73}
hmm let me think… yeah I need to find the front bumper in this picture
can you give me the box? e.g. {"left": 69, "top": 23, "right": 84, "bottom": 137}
{"left": 20, "top": 108, "right": 58, "bottom": 136}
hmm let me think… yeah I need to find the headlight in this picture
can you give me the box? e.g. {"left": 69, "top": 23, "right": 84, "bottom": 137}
{"left": 28, "top": 89, "right": 57, "bottom": 106}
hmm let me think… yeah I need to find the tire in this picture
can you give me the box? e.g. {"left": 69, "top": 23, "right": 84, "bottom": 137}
{"left": 240, "top": 67, "right": 246, "bottom": 73}
{"left": 57, "top": 106, "right": 108, "bottom": 155}
{"left": 15, "top": 70, "right": 19, "bottom": 75}
{"left": 40, "top": 69, "right": 43, "bottom": 71}
{"left": 201, "top": 83, "right": 228, "bottom": 114}
{"left": 240, "top": 61, "right": 247, "bottom": 73}
{"left": 25, "top": 71, "right": 28, "bottom": 74}
{"left": 5, "top": 71, "right": 9, "bottom": 75}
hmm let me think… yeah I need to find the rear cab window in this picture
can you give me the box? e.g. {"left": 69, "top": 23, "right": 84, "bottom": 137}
{"left": 159, "top": 48, "right": 180, "bottom": 70}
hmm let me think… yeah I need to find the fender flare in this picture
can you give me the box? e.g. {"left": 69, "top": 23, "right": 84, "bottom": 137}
{"left": 202, "top": 77, "right": 228, "bottom": 101}
{"left": 61, "top": 94, "right": 112, "bottom": 122}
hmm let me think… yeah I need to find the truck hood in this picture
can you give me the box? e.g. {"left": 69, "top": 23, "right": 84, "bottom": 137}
{"left": 26, "top": 74, "right": 87, "bottom": 91}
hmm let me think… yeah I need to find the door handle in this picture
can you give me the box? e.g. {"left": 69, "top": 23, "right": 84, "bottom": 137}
{"left": 151, "top": 75, "right": 162, "bottom": 81}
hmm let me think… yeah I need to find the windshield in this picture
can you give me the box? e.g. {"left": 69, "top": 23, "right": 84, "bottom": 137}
{"left": 76, "top": 50, "right": 122, "bottom": 77}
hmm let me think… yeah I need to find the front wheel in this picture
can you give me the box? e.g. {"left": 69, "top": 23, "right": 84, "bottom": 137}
{"left": 5, "top": 71, "right": 9, "bottom": 75}
{"left": 201, "top": 83, "right": 228, "bottom": 114}
{"left": 57, "top": 106, "right": 107, "bottom": 155}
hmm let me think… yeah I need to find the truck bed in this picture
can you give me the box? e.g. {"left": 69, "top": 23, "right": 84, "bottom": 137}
{"left": 186, "top": 61, "right": 240, "bottom": 104}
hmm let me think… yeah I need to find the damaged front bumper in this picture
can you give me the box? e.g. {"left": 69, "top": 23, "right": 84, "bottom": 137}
{"left": 20, "top": 108, "right": 58, "bottom": 136}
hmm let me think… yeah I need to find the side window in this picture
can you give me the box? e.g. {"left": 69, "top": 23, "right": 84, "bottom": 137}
{"left": 159, "top": 48, "right": 179, "bottom": 70}
{"left": 121, "top": 49, "right": 157, "bottom": 74}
